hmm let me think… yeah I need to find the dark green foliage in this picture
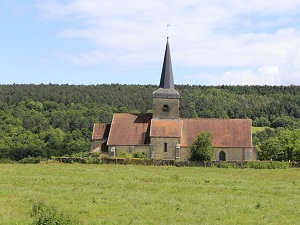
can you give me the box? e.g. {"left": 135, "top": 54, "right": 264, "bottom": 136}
{"left": 0, "top": 100, "right": 93, "bottom": 160}
{"left": 252, "top": 128, "right": 280, "bottom": 146}
{"left": 132, "top": 152, "right": 147, "bottom": 159}
{"left": 256, "top": 129, "right": 300, "bottom": 161}
{"left": 19, "top": 157, "right": 41, "bottom": 164}
{"left": 189, "top": 132, "right": 215, "bottom": 161}
{"left": 118, "top": 152, "right": 133, "bottom": 158}
{"left": 270, "top": 115, "right": 300, "bottom": 128}
{"left": 87, "top": 152, "right": 100, "bottom": 158}
{"left": 2, "top": 84, "right": 300, "bottom": 121}
{"left": 0, "top": 158, "right": 16, "bottom": 164}
{"left": 252, "top": 116, "right": 270, "bottom": 127}
{"left": 2, "top": 84, "right": 300, "bottom": 161}
{"left": 216, "top": 162, "right": 238, "bottom": 168}
{"left": 245, "top": 161, "right": 290, "bottom": 169}
{"left": 31, "top": 201, "right": 78, "bottom": 225}
{"left": 53, "top": 157, "right": 294, "bottom": 168}
{"left": 82, "top": 157, "right": 103, "bottom": 164}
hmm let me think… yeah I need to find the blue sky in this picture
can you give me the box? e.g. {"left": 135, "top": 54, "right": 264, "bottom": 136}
{"left": 2, "top": 0, "right": 300, "bottom": 85}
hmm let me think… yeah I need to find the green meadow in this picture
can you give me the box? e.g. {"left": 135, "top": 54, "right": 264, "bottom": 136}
{"left": 252, "top": 126, "right": 267, "bottom": 133}
{"left": 0, "top": 163, "right": 299, "bottom": 225}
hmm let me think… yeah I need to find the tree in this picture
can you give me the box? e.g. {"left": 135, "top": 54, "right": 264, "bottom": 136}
{"left": 253, "top": 116, "right": 270, "bottom": 127}
{"left": 189, "top": 132, "right": 215, "bottom": 161}
{"left": 43, "top": 128, "right": 66, "bottom": 157}
{"left": 256, "top": 137, "right": 284, "bottom": 161}
{"left": 257, "top": 128, "right": 300, "bottom": 161}
{"left": 271, "top": 116, "right": 297, "bottom": 128}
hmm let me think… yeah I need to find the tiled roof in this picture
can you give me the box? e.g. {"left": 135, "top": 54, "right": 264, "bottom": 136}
{"left": 92, "top": 123, "right": 111, "bottom": 140}
{"left": 107, "top": 113, "right": 152, "bottom": 146}
{"left": 150, "top": 119, "right": 182, "bottom": 137}
{"left": 93, "top": 115, "right": 252, "bottom": 148}
{"left": 181, "top": 119, "right": 252, "bottom": 147}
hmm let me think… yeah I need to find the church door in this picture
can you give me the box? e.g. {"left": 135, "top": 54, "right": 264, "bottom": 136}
{"left": 219, "top": 151, "right": 226, "bottom": 161}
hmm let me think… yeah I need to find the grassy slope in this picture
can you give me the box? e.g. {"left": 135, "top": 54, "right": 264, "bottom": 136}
{"left": 0, "top": 163, "right": 299, "bottom": 225}
{"left": 252, "top": 127, "right": 267, "bottom": 134}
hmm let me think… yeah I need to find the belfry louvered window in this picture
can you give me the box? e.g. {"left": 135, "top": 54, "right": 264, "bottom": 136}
{"left": 162, "top": 104, "right": 170, "bottom": 112}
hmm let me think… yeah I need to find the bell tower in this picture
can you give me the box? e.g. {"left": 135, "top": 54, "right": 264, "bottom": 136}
{"left": 153, "top": 38, "right": 180, "bottom": 119}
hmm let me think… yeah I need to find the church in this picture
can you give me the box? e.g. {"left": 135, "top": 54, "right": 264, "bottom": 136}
{"left": 90, "top": 39, "right": 256, "bottom": 161}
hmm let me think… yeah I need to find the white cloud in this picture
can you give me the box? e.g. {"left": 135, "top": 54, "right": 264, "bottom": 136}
{"left": 279, "top": 43, "right": 300, "bottom": 84}
{"left": 187, "top": 66, "right": 280, "bottom": 85}
{"left": 35, "top": 0, "right": 300, "bottom": 85}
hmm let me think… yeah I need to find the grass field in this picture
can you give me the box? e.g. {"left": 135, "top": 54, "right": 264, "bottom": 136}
{"left": 0, "top": 163, "right": 299, "bottom": 225}
{"left": 252, "top": 126, "right": 268, "bottom": 133}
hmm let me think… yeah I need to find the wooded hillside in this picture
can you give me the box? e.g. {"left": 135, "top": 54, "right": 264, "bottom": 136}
{"left": 1, "top": 84, "right": 300, "bottom": 160}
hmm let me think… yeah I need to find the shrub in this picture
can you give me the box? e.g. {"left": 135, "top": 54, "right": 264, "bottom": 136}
{"left": 245, "top": 161, "right": 290, "bottom": 169}
{"left": 90, "top": 152, "right": 100, "bottom": 158}
{"left": 19, "top": 157, "right": 41, "bottom": 164}
{"left": 118, "top": 152, "right": 133, "bottom": 158}
{"left": 190, "top": 132, "right": 215, "bottom": 161}
{"left": 0, "top": 158, "right": 17, "bottom": 164}
{"left": 82, "top": 157, "right": 102, "bottom": 164}
{"left": 132, "top": 152, "right": 147, "bottom": 159}
{"left": 216, "top": 162, "right": 238, "bottom": 168}
{"left": 31, "top": 201, "right": 78, "bottom": 225}
{"left": 69, "top": 151, "right": 89, "bottom": 157}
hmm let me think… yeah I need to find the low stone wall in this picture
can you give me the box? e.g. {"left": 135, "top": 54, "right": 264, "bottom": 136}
{"left": 55, "top": 157, "right": 86, "bottom": 164}
{"left": 102, "top": 158, "right": 175, "bottom": 166}
{"left": 54, "top": 157, "right": 175, "bottom": 166}
{"left": 289, "top": 162, "right": 300, "bottom": 168}
{"left": 53, "top": 157, "right": 300, "bottom": 168}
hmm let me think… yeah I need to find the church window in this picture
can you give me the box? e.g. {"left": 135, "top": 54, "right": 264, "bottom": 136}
{"left": 219, "top": 151, "right": 226, "bottom": 161}
{"left": 162, "top": 104, "right": 170, "bottom": 112}
{"left": 164, "top": 142, "right": 168, "bottom": 152}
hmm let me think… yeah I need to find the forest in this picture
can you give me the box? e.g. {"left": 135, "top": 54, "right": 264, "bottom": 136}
{"left": 1, "top": 84, "right": 300, "bottom": 161}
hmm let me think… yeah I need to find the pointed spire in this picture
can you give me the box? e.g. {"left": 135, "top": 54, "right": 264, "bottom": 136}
{"left": 159, "top": 38, "right": 174, "bottom": 89}
{"left": 153, "top": 38, "right": 179, "bottom": 99}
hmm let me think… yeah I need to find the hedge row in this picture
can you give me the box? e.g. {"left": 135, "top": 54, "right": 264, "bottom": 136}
{"left": 53, "top": 157, "right": 300, "bottom": 169}
{"left": 54, "top": 157, "right": 175, "bottom": 166}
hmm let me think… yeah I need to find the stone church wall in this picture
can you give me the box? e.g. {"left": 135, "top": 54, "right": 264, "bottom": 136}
{"left": 90, "top": 139, "right": 108, "bottom": 153}
{"left": 152, "top": 98, "right": 179, "bottom": 119}
{"left": 179, "top": 147, "right": 256, "bottom": 161}
{"left": 179, "top": 147, "right": 190, "bottom": 161}
{"left": 108, "top": 145, "right": 151, "bottom": 158}
{"left": 214, "top": 147, "right": 256, "bottom": 161}
{"left": 151, "top": 137, "right": 180, "bottom": 160}
{"left": 244, "top": 147, "right": 257, "bottom": 160}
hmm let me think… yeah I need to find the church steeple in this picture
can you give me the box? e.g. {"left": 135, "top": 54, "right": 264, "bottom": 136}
{"left": 152, "top": 39, "right": 180, "bottom": 119}
{"left": 159, "top": 39, "right": 174, "bottom": 89}
{"left": 153, "top": 39, "right": 179, "bottom": 99}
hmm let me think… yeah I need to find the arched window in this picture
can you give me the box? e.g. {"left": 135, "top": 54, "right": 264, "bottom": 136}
{"left": 219, "top": 151, "right": 226, "bottom": 161}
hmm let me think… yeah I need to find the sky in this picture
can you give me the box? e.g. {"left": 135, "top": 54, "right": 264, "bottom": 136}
{"left": 1, "top": 0, "right": 300, "bottom": 86}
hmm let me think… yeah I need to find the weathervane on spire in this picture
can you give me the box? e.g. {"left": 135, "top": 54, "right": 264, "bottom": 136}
{"left": 167, "top": 24, "right": 170, "bottom": 39}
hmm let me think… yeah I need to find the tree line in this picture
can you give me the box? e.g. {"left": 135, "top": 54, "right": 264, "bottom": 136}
{"left": 2, "top": 84, "right": 300, "bottom": 122}
{"left": 1, "top": 84, "right": 300, "bottom": 161}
